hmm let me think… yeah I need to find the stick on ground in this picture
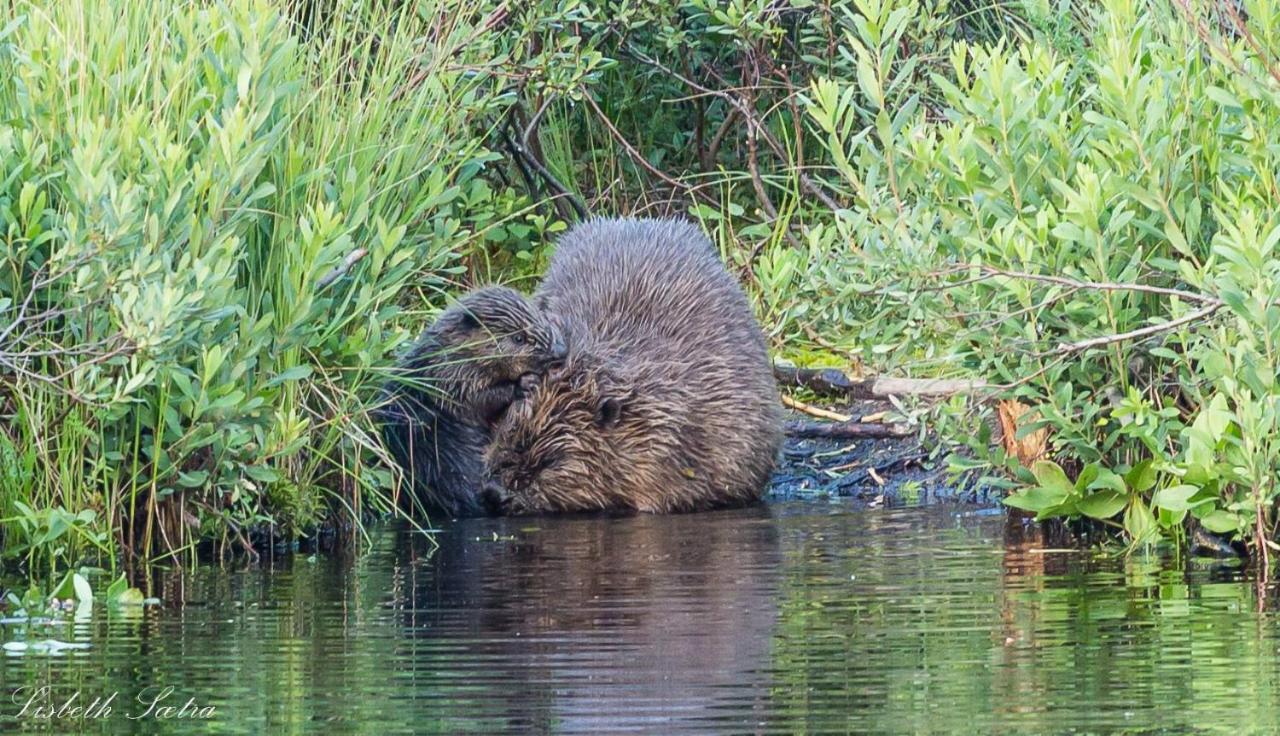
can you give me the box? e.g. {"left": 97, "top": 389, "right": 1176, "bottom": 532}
{"left": 781, "top": 394, "right": 852, "bottom": 422}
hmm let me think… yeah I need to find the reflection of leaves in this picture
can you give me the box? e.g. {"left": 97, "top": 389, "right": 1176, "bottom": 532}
{"left": 50, "top": 572, "right": 92, "bottom": 605}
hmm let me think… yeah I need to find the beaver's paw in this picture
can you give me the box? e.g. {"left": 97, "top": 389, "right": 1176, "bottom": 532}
{"left": 516, "top": 372, "right": 541, "bottom": 397}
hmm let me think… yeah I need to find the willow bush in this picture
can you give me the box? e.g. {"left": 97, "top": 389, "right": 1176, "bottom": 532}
{"left": 0, "top": 0, "right": 521, "bottom": 568}
{"left": 795, "top": 0, "right": 1280, "bottom": 550}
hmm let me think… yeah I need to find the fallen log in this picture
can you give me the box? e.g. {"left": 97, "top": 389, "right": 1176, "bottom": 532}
{"left": 773, "top": 362, "right": 985, "bottom": 399}
{"left": 785, "top": 420, "right": 911, "bottom": 440}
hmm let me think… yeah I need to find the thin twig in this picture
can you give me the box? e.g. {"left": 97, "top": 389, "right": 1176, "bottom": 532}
{"left": 930, "top": 265, "right": 1222, "bottom": 306}
{"left": 508, "top": 101, "right": 589, "bottom": 220}
{"left": 622, "top": 43, "right": 843, "bottom": 213}
{"left": 782, "top": 394, "right": 852, "bottom": 422}
{"left": 316, "top": 248, "right": 368, "bottom": 290}
{"left": 579, "top": 91, "right": 719, "bottom": 207}
{"left": 1049, "top": 302, "right": 1223, "bottom": 355}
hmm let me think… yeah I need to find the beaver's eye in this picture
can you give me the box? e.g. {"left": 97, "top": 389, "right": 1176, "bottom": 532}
{"left": 511, "top": 332, "right": 526, "bottom": 345}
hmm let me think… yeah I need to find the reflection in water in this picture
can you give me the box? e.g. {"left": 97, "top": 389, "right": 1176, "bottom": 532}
{"left": 0, "top": 502, "right": 1277, "bottom": 734}
{"left": 397, "top": 508, "right": 782, "bottom": 732}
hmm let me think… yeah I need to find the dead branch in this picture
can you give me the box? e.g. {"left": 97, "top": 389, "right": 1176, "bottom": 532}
{"left": 705, "top": 108, "right": 740, "bottom": 168}
{"left": 622, "top": 43, "right": 843, "bottom": 213}
{"left": 873, "top": 377, "right": 989, "bottom": 397}
{"left": 1049, "top": 302, "right": 1223, "bottom": 355}
{"left": 579, "top": 91, "right": 719, "bottom": 208}
{"left": 775, "top": 364, "right": 866, "bottom": 396}
{"left": 507, "top": 101, "right": 589, "bottom": 221}
{"left": 932, "top": 265, "right": 1222, "bottom": 306}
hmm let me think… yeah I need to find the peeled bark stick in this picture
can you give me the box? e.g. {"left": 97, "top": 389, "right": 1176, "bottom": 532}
{"left": 773, "top": 362, "right": 985, "bottom": 399}
{"left": 871, "top": 377, "right": 988, "bottom": 397}
{"left": 781, "top": 394, "right": 852, "bottom": 422}
{"left": 784, "top": 419, "right": 911, "bottom": 440}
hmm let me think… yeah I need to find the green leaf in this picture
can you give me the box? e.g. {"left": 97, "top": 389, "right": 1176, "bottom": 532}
{"left": 1087, "top": 469, "right": 1127, "bottom": 494}
{"left": 106, "top": 574, "right": 128, "bottom": 601}
{"left": 263, "top": 365, "right": 313, "bottom": 390}
{"left": 1205, "top": 85, "right": 1242, "bottom": 110}
{"left": 1201, "top": 509, "right": 1241, "bottom": 535}
{"left": 1077, "top": 490, "right": 1127, "bottom": 520}
{"left": 1192, "top": 393, "right": 1233, "bottom": 442}
{"left": 1030, "top": 460, "right": 1073, "bottom": 496}
{"left": 1151, "top": 484, "right": 1202, "bottom": 512}
{"left": 1004, "top": 484, "right": 1070, "bottom": 514}
{"left": 1074, "top": 463, "right": 1099, "bottom": 492}
{"left": 177, "top": 470, "right": 209, "bottom": 488}
{"left": 1124, "top": 496, "right": 1157, "bottom": 542}
{"left": 73, "top": 573, "right": 93, "bottom": 604}
{"left": 1125, "top": 459, "right": 1157, "bottom": 493}
{"left": 53, "top": 571, "right": 93, "bottom": 603}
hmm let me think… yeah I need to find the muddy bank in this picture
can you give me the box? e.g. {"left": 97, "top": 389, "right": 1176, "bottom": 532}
{"left": 768, "top": 405, "right": 999, "bottom": 507}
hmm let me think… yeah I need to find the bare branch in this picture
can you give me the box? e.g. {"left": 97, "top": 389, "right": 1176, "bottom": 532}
{"left": 317, "top": 248, "right": 369, "bottom": 290}
{"left": 1050, "top": 302, "right": 1223, "bottom": 355}
{"left": 931, "top": 265, "right": 1223, "bottom": 306}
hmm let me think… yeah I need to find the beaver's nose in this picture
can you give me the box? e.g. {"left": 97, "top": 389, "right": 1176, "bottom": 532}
{"left": 479, "top": 480, "right": 508, "bottom": 516}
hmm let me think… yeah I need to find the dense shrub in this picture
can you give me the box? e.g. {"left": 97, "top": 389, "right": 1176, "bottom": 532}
{"left": 0, "top": 0, "right": 522, "bottom": 566}
{"left": 795, "top": 0, "right": 1280, "bottom": 549}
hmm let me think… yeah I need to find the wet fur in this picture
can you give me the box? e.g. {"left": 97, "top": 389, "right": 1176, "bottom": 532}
{"left": 376, "top": 286, "right": 565, "bottom": 516}
{"left": 484, "top": 218, "right": 784, "bottom": 514}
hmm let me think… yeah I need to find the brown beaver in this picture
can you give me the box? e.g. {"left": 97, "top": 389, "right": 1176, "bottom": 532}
{"left": 375, "top": 286, "right": 566, "bottom": 516}
{"left": 481, "top": 217, "right": 783, "bottom": 514}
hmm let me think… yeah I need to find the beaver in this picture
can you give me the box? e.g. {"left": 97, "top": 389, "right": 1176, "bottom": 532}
{"left": 375, "top": 286, "right": 567, "bottom": 516}
{"left": 481, "top": 217, "right": 783, "bottom": 515}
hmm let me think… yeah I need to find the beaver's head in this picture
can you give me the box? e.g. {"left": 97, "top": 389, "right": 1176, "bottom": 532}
{"left": 412, "top": 285, "right": 567, "bottom": 383}
{"left": 480, "top": 352, "right": 687, "bottom": 515}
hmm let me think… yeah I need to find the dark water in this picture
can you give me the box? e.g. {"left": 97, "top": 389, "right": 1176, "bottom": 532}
{"left": 1, "top": 502, "right": 1277, "bottom": 734}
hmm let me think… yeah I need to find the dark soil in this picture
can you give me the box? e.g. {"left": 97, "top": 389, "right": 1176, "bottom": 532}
{"left": 767, "top": 403, "right": 999, "bottom": 508}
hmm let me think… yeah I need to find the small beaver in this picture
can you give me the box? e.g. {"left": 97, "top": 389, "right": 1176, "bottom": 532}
{"left": 481, "top": 217, "right": 783, "bottom": 515}
{"left": 375, "top": 286, "right": 567, "bottom": 516}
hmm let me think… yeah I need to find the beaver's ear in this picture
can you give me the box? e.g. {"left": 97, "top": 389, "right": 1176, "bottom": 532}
{"left": 456, "top": 311, "right": 481, "bottom": 331}
{"left": 596, "top": 396, "right": 625, "bottom": 428}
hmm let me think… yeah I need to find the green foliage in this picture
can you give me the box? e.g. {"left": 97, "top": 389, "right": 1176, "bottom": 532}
{"left": 0, "top": 0, "right": 527, "bottom": 565}
{"left": 794, "top": 0, "right": 1280, "bottom": 549}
